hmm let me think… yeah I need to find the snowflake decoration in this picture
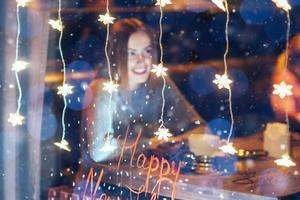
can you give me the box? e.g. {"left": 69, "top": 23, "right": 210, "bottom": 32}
{"left": 54, "top": 139, "right": 71, "bottom": 152}
{"left": 274, "top": 153, "right": 296, "bottom": 167}
{"left": 12, "top": 60, "right": 29, "bottom": 72}
{"left": 8, "top": 112, "right": 25, "bottom": 126}
{"left": 212, "top": 0, "right": 226, "bottom": 11}
{"left": 272, "top": 0, "right": 291, "bottom": 12}
{"left": 98, "top": 13, "right": 115, "bottom": 25}
{"left": 57, "top": 84, "right": 74, "bottom": 96}
{"left": 154, "top": 127, "right": 173, "bottom": 141}
{"left": 48, "top": 19, "right": 63, "bottom": 32}
{"left": 151, "top": 63, "right": 168, "bottom": 77}
{"left": 273, "top": 81, "right": 293, "bottom": 99}
{"left": 103, "top": 81, "right": 119, "bottom": 94}
{"left": 16, "top": 0, "right": 30, "bottom": 7}
{"left": 219, "top": 143, "right": 237, "bottom": 155}
{"left": 213, "top": 74, "right": 233, "bottom": 89}
{"left": 155, "top": 0, "right": 172, "bottom": 7}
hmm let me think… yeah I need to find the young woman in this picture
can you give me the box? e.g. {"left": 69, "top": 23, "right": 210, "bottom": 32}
{"left": 84, "top": 18, "right": 206, "bottom": 162}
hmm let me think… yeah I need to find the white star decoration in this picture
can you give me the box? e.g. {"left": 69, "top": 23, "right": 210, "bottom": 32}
{"left": 16, "top": 0, "right": 30, "bottom": 7}
{"left": 151, "top": 63, "right": 168, "bottom": 77}
{"left": 273, "top": 81, "right": 293, "bottom": 99}
{"left": 272, "top": 0, "right": 291, "bottom": 12}
{"left": 54, "top": 139, "right": 71, "bottom": 152}
{"left": 212, "top": 0, "right": 226, "bottom": 11}
{"left": 274, "top": 154, "right": 296, "bottom": 167}
{"left": 12, "top": 60, "right": 29, "bottom": 72}
{"left": 103, "top": 81, "right": 119, "bottom": 94}
{"left": 213, "top": 74, "right": 233, "bottom": 89}
{"left": 154, "top": 127, "right": 173, "bottom": 141}
{"left": 48, "top": 19, "right": 63, "bottom": 32}
{"left": 8, "top": 112, "right": 25, "bottom": 126}
{"left": 98, "top": 13, "right": 115, "bottom": 25}
{"left": 57, "top": 84, "right": 74, "bottom": 96}
{"left": 219, "top": 143, "right": 237, "bottom": 155}
{"left": 155, "top": 0, "right": 172, "bottom": 7}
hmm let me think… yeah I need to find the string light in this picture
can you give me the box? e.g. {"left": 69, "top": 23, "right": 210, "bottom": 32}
{"left": 97, "top": 0, "right": 117, "bottom": 152}
{"left": 53, "top": 0, "right": 72, "bottom": 152}
{"left": 272, "top": 81, "right": 293, "bottom": 99}
{"left": 57, "top": 83, "right": 74, "bottom": 96}
{"left": 212, "top": 74, "right": 232, "bottom": 89}
{"left": 48, "top": 19, "right": 63, "bottom": 32}
{"left": 8, "top": 0, "right": 29, "bottom": 126}
{"left": 154, "top": 127, "right": 172, "bottom": 141}
{"left": 275, "top": 153, "right": 296, "bottom": 167}
{"left": 272, "top": 0, "right": 291, "bottom": 12}
{"left": 103, "top": 81, "right": 119, "bottom": 94}
{"left": 152, "top": 0, "right": 173, "bottom": 141}
{"left": 8, "top": 112, "right": 25, "bottom": 127}
{"left": 151, "top": 63, "right": 168, "bottom": 77}
{"left": 98, "top": 13, "right": 115, "bottom": 25}
{"left": 12, "top": 60, "right": 29, "bottom": 72}
{"left": 219, "top": 143, "right": 237, "bottom": 155}
{"left": 16, "top": 0, "right": 30, "bottom": 7}
{"left": 155, "top": 0, "right": 172, "bottom": 7}
{"left": 212, "top": 0, "right": 226, "bottom": 11}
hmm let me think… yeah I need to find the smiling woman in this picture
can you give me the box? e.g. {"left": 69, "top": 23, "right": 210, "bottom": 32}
{"left": 82, "top": 18, "right": 207, "bottom": 162}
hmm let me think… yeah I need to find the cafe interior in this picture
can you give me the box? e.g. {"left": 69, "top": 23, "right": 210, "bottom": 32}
{"left": 1, "top": 0, "right": 300, "bottom": 199}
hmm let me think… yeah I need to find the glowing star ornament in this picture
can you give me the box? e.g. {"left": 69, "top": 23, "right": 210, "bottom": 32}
{"left": 57, "top": 84, "right": 74, "bottom": 96}
{"left": 213, "top": 74, "right": 233, "bottom": 89}
{"left": 275, "top": 154, "right": 296, "bottom": 167}
{"left": 155, "top": 0, "right": 172, "bottom": 7}
{"left": 273, "top": 81, "right": 293, "bottom": 99}
{"left": 48, "top": 19, "right": 63, "bottom": 32}
{"left": 16, "top": 0, "right": 30, "bottom": 7}
{"left": 272, "top": 0, "right": 291, "bottom": 12}
{"left": 219, "top": 143, "right": 237, "bottom": 155}
{"left": 8, "top": 112, "right": 25, "bottom": 126}
{"left": 103, "top": 81, "right": 119, "bottom": 94}
{"left": 54, "top": 139, "right": 71, "bottom": 152}
{"left": 212, "top": 0, "right": 226, "bottom": 11}
{"left": 154, "top": 127, "right": 173, "bottom": 141}
{"left": 98, "top": 13, "right": 115, "bottom": 25}
{"left": 12, "top": 60, "right": 29, "bottom": 72}
{"left": 151, "top": 63, "right": 168, "bottom": 77}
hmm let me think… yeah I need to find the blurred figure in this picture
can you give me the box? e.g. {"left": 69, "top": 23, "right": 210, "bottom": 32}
{"left": 271, "top": 34, "right": 300, "bottom": 133}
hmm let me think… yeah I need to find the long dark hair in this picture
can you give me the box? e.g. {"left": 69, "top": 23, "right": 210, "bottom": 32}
{"left": 108, "top": 18, "right": 158, "bottom": 88}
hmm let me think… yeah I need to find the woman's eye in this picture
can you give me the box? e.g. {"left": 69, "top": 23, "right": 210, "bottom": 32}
{"left": 128, "top": 51, "right": 136, "bottom": 57}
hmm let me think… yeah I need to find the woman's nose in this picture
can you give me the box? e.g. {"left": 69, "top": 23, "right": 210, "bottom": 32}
{"left": 137, "top": 53, "right": 146, "bottom": 62}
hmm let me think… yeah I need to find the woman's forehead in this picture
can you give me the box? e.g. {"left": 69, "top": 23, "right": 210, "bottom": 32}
{"left": 128, "top": 31, "right": 151, "bottom": 49}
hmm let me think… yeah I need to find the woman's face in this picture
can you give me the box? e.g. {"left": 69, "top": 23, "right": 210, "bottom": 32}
{"left": 127, "top": 31, "right": 152, "bottom": 90}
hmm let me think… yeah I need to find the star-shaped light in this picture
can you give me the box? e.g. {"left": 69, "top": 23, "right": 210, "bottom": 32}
{"left": 103, "top": 81, "right": 119, "bottom": 94}
{"left": 219, "top": 143, "right": 237, "bottom": 155}
{"left": 272, "top": 0, "right": 291, "bottom": 12}
{"left": 274, "top": 153, "right": 296, "bottom": 167}
{"left": 154, "top": 127, "right": 173, "bottom": 141}
{"left": 54, "top": 139, "right": 71, "bottom": 152}
{"left": 151, "top": 63, "right": 168, "bottom": 77}
{"left": 98, "top": 13, "right": 115, "bottom": 25}
{"left": 213, "top": 74, "right": 233, "bottom": 89}
{"left": 12, "top": 60, "right": 29, "bottom": 72}
{"left": 8, "top": 112, "right": 25, "bottom": 126}
{"left": 16, "top": 0, "right": 30, "bottom": 7}
{"left": 57, "top": 84, "right": 74, "bottom": 96}
{"left": 155, "top": 0, "right": 172, "bottom": 7}
{"left": 48, "top": 19, "right": 63, "bottom": 32}
{"left": 273, "top": 81, "right": 293, "bottom": 99}
{"left": 212, "top": 0, "right": 226, "bottom": 11}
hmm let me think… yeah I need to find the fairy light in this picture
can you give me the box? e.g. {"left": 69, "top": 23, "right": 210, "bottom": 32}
{"left": 211, "top": 0, "right": 236, "bottom": 154}
{"left": 53, "top": 0, "right": 72, "bottom": 151}
{"left": 8, "top": 0, "right": 30, "bottom": 126}
{"left": 271, "top": 0, "right": 296, "bottom": 167}
{"left": 98, "top": 0, "right": 118, "bottom": 152}
{"left": 275, "top": 153, "right": 296, "bottom": 167}
{"left": 151, "top": 0, "right": 173, "bottom": 141}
